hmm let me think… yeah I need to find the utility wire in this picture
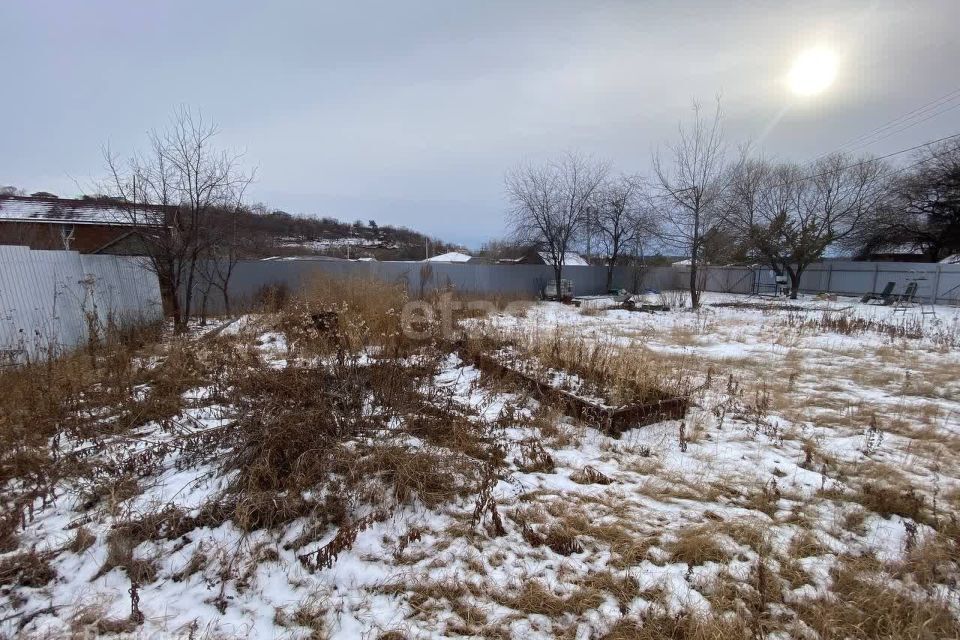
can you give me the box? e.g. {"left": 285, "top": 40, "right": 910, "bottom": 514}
{"left": 836, "top": 101, "right": 960, "bottom": 156}
{"left": 818, "top": 87, "right": 960, "bottom": 158}
{"left": 789, "top": 132, "right": 960, "bottom": 186}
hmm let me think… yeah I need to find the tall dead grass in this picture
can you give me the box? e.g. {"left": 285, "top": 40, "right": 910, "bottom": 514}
{"left": 469, "top": 324, "right": 694, "bottom": 407}
{"left": 0, "top": 322, "right": 165, "bottom": 548}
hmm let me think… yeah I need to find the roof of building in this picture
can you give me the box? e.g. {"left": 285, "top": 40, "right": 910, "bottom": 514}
{"left": 537, "top": 251, "right": 588, "bottom": 266}
{"left": 868, "top": 242, "right": 927, "bottom": 256}
{"left": 0, "top": 195, "right": 168, "bottom": 226}
{"left": 423, "top": 251, "right": 473, "bottom": 263}
{"left": 260, "top": 255, "right": 347, "bottom": 262}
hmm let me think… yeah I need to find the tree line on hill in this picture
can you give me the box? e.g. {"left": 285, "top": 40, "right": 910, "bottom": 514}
{"left": 502, "top": 100, "right": 960, "bottom": 307}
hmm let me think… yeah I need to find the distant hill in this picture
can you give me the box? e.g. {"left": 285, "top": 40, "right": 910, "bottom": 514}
{"left": 0, "top": 187, "right": 462, "bottom": 261}
{"left": 236, "top": 207, "right": 462, "bottom": 261}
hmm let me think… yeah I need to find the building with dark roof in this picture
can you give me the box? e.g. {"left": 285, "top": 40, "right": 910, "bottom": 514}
{"left": 0, "top": 195, "right": 170, "bottom": 254}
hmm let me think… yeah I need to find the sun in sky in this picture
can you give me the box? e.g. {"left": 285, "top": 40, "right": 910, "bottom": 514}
{"left": 787, "top": 46, "right": 839, "bottom": 97}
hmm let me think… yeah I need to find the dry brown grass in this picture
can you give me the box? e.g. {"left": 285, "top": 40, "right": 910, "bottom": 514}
{"left": 96, "top": 525, "right": 159, "bottom": 584}
{"left": 793, "top": 557, "right": 960, "bottom": 639}
{"left": 5, "top": 276, "right": 960, "bottom": 637}
{"left": 518, "top": 501, "right": 659, "bottom": 568}
{"left": 69, "top": 526, "right": 97, "bottom": 554}
{"left": 788, "top": 528, "right": 828, "bottom": 558}
{"left": 0, "top": 322, "right": 168, "bottom": 549}
{"left": 70, "top": 603, "right": 141, "bottom": 636}
{"left": 0, "top": 549, "right": 56, "bottom": 588}
{"left": 571, "top": 465, "right": 614, "bottom": 485}
{"left": 855, "top": 481, "right": 929, "bottom": 524}
{"left": 492, "top": 579, "right": 605, "bottom": 617}
{"left": 894, "top": 515, "right": 960, "bottom": 590}
{"left": 576, "top": 570, "right": 643, "bottom": 609}
{"left": 479, "top": 324, "right": 694, "bottom": 407}
{"left": 602, "top": 612, "right": 751, "bottom": 639}
{"left": 665, "top": 525, "right": 730, "bottom": 566}
{"left": 720, "top": 519, "right": 773, "bottom": 556}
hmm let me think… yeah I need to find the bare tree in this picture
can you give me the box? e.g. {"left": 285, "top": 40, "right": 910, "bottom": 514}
{"left": 653, "top": 100, "right": 731, "bottom": 309}
{"left": 593, "top": 175, "right": 656, "bottom": 290}
{"left": 856, "top": 139, "right": 960, "bottom": 261}
{"left": 103, "top": 108, "right": 253, "bottom": 331}
{"left": 506, "top": 152, "right": 608, "bottom": 290}
{"left": 196, "top": 201, "right": 257, "bottom": 321}
{"left": 478, "top": 237, "right": 527, "bottom": 261}
{"left": 729, "top": 154, "right": 889, "bottom": 298}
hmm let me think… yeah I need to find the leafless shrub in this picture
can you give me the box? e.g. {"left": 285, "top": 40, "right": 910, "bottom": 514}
{"left": 863, "top": 414, "right": 884, "bottom": 456}
{"left": 303, "top": 511, "right": 387, "bottom": 570}
{"left": 515, "top": 438, "right": 555, "bottom": 472}
{"left": 783, "top": 310, "right": 959, "bottom": 347}
{"left": 472, "top": 462, "right": 506, "bottom": 537}
{"left": 252, "top": 282, "right": 292, "bottom": 312}
{"left": 0, "top": 549, "right": 56, "bottom": 587}
{"left": 658, "top": 289, "right": 689, "bottom": 310}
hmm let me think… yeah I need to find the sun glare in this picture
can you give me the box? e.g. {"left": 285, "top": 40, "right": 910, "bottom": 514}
{"left": 787, "top": 47, "right": 838, "bottom": 97}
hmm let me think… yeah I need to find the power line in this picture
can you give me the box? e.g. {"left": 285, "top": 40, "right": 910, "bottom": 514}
{"left": 790, "top": 132, "right": 960, "bottom": 186}
{"left": 837, "top": 88, "right": 960, "bottom": 148}
{"left": 837, "top": 101, "right": 960, "bottom": 155}
{"left": 819, "top": 87, "right": 960, "bottom": 158}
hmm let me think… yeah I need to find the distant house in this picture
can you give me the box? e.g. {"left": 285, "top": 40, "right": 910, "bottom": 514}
{"left": 504, "top": 249, "right": 589, "bottom": 267}
{"left": 860, "top": 242, "right": 930, "bottom": 262}
{"left": 423, "top": 251, "right": 474, "bottom": 263}
{"left": 261, "top": 255, "right": 346, "bottom": 262}
{"left": 0, "top": 195, "right": 169, "bottom": 255}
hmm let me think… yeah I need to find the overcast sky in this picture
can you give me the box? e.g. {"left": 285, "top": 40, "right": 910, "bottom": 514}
{"left": 2, "top": 1, "right": 958, "bottom": 247}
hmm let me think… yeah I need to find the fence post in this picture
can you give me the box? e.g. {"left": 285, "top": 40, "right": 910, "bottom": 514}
{"left": 871, "top": 264, "right": 879, "bottom": 294}
{"left": 826, "top": 263, "right": 833, "bottom": 293}
{"left": 932, "top": 264, "right": 942, "bottom": 305}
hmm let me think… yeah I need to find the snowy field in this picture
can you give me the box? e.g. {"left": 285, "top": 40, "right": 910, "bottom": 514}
{"left": 2, "top": 292, "right": 960, "bottom": 639}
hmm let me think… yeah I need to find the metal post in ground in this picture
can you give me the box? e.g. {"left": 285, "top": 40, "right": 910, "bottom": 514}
{"left": 933, "top": 264, "right": 942, "bottom": 305}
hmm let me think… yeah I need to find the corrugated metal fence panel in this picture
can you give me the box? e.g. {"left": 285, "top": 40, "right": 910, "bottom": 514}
{"left": 695, "top": 261, "right": 960, "bottom": 303}
{"left": 524, "top": 261, "right": 960, "bottom": 303}
{"left": 185, "top": 258, "right": 960, "bottom": 317}
{"left": 0, "top": 246, "right": 34, "bottom": 356}
{"left": 191, "top": 260, "right": 637, "bottom": 314}
{"left": 0, "top": 245, "right": 163, "bottom": 363}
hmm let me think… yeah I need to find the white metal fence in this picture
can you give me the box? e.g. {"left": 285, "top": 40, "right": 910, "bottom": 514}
{"left": 4, "top": 245, "right": 953, "bottom": 364}
{"left": 189, "top": 258, "right": 960, "bottom": 316}
{"left": 666, "top": 261, "right": 960, "bottom": 304}
{"left": 0, "top": 245, "right": 164, "bottom": 364}
{"left": 190, "top": 259, "right": 637, "bottom": 314}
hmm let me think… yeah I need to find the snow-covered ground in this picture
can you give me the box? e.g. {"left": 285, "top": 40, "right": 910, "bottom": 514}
{"left": 3, "top": 293, "right": 960, "bottom": 638}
